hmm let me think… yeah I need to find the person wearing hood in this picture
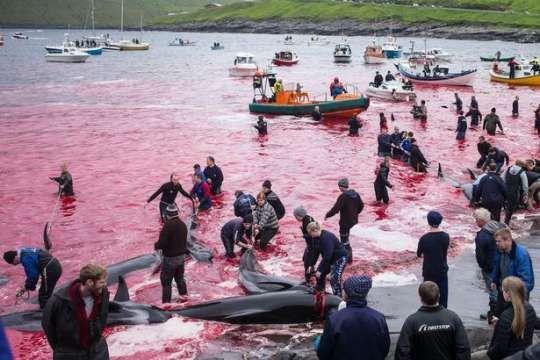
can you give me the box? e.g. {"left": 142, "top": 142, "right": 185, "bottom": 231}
{"left": 482, "top": 147, "right": 509, "bottom": 174}
{"left": 221, "top": 215, "right": 253, "bottom": 258}
{"left": 374, "top": 156, "right": 393, "bottom": 205}
{"left": 453, "top": 93, "right": 463, "bottom": 113}
{"left": 50, "top": 163, "right": 74, "bottom": 196}
{"left": 395, "top": 281, "right": 470, "bottom": 360}
{"left": 294, "top": 206, "right": 316, "bottom": 282}
{"left": 317, "top": 275, "right": 390, "bottom": 360}
{"left": 254, "top": 115, "right": 268, "bottom": 136}
{"left": 417, "top": 211, "right": 450, "bottom": 308}
{"left": 476, "top": 136, "right": 491, "bottom": 169}
{"left": 262, "top": 180, "right": 285, "bottom": 220}
{"left": 253, "top": 191, "right": 279, "bottom": 250}
{"left": 455, "top": 111, "right": 467, "bottom": 140}
{"left": 410, "top": 138, "right": 428, "bottom": 173}
{"left": 473, "top": 208, "right": 505, "bottom": 320}
{"left": 475, "top": 162, "right": 507, "bottom": 222}
{"left": 233, "top": 190, "right": 256, "bottom": 218}
{"left": 148, "top": 172, "right": 194, "bottom": 223}
{"left": 465, "top": 106, "right": 483, "bottom": 127}
{"left": 307, "top": 221, "right": 348, "bottom": 297}
{"left": 325, "top": 178, "right": 364, "bottom": 263}
{"left": 483, "top": 108, "right": 504, "bottom": 136}
{"left": 502, "top": 160, "right": 529, "bottom": 225}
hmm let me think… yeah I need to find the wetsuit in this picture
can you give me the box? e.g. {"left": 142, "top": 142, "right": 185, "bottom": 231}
{"left": 221, "top": 218, "right": 250, "bottom": 258}
{"left": 390, "top": 132, "right": 403, "bottom": 159}
{"left": 374, "top": 163, "right": 392, "bottom": 204}
{"left": 348, "top": 116, "right": 360, "bottom": 136}
{"left": 503, "top": 165, "right": 528, "bottom": 224}
{"left": 51, "top": 171, "right": 74, "bottom": 196}
{"left": 455, "top": 116, "right": 467, "bottom": 140}
{"left": 191, "top": 181, "right": 212, "bottom": 211}
{"left": 148, "top": 182, "right": 192, "bottom": 223}
{"left": 254, "top": 120, "right": 268, "bottom": 135}
{"left": 326, "top": 189, "right": 364, "bottom": 263}
{"left": 512, "top": 99, "right": 519, "bottom": 117}
{"left": 483, "top": 149, "right": 509, "bottom": 174}
{"left": 311, "top": 230, "right": 348, "bottom": 296}
{"left": 312, "top": 109, "right": 322, "bottom": 121}
{"left": 454, "top": 96, "right": 463, "bottom": 113}
{"left": 465, "top": 108, "right": 482, "bottom": 127}
{"left": 476, "top": 140, "right": 491, "bottom": 169}
{"left": 19, "top": 247, "right": 62, "bottom": 309}
{"left": 385, "top": 73, "right": 395, "bottom": 81}
{"left": 204, "top": 165, "right": 224, "bottom": 194}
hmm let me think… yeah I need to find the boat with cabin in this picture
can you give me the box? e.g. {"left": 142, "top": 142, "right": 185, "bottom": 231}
{"left": 334, "top": 43, "right": 352, "bottom": 63}
{"left": 229, "top": 53, "right": 258, "bottom": 77}
{"left": 272, "top": 50, "right": 299, "bottom": 66}
{"left": 45, "top": 48, "right": 89, "bottom": 63}
{"left": 366, "top": 80, "right": 416, "bottom": 102}
{"left": 46, "top": 34, "right": 103, "bottom": 55}
{"left": 489, "top": 64, "right": 540, "bottom": 86}
{"left": 249, "top": 72, "right": 369, "bottom": 119}
{"left": 395, "top": 63, "right": 477, "bottom": 86}
{"left": 363, "top": 41, "right": 385, "bottom": 64}
{"left": 382, "top": 36, "right": 402, "bottom": 59}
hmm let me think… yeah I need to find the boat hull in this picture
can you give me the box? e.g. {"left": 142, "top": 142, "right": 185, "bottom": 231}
{"left": 366, "top": 86, "right": 416, "bottom": 102}
{"left": 272, "top": 58, "right": 299, "bottom": 66}
{"left": 383, "top": 50, "right": 402, "bottom": 59}
{"left": 396, "top": 64, "right": 476, "bottom": 86}
{"left": 211, "top": 46, "right": 224, "bottom": 50}
{"left": 334, "top": 55, "right": 352, "bottom": 63}
{"left": 481, "top": 56, "right": 514, "bottom": 62}
{"left": 364, "top": 55, "right": 385, "bottom": 64}
{"left": 489, "top": 71, "right": 540, "bottom": 86}
{"left": 249, "top": 97, "right": 369, "bottom": 119}
{"left": 45, "top": 54, "right": 89, "bottom": 63}
{"left": 229, "top": 66, "right": 258, "bottom": 77}
{"left": 46, "top": 46, "right": 102, "bottom": 55}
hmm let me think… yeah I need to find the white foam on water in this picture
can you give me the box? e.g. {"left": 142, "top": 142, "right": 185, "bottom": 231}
{"left": 107, "top": 317, "right": 203, "bottom": 357}
{"left": 351, "top": 225, "right": 418, "bottom": 252}
{"left": 372, "top": 271, "right": 419, "bottom": 287}
{"left": 259, "top": 257, "right": 294, "bottom": 277}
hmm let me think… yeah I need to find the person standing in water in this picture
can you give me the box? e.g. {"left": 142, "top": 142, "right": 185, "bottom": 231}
{"left": 147, "top": 173, "right": 193, "bottom": 223}
{"left": 483, "top": 108, "right": 504, "bottom": 136}
{"left": 453, "top": 93, "right": 463, "bottom": 113}
{"left": 254, "top": 115, "right": 268, "bottom": 136}
{"left": 348, "top": 114, "right": 361, "bottom": 136}
{"left": 50, "top": 163, "right": 74, "bottom": 196}
{"left": 456, "top": 111, "right": 468, "bottom": 140}
{"left": 512, "top": 96, "right": 519, "bottom": 118}
{"left": 374, "top": 157, "right": 393, "bottom": 205}
{"left": 466, "top": 106, "right": 483, "bottom": 127}
{"left": 203, "top": 156, "right": 224, "bottom": 195}
{"left": 534, "top": 104, "right": 540, "bottom": 137}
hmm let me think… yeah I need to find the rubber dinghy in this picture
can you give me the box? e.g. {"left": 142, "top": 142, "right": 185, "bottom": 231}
{"left": 239, "top": 249, "right": 300, "bottom": 294}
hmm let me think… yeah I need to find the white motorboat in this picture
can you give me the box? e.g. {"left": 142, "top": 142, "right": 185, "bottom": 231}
{"left": 334, "top": 43, "right": 352, "bottom": 63}
{"left": 229, "top": 53, "right": 258, "bottom": 77}
{"left": 428, "top": 48, "right": 452, "bottom": 62}
{"left": 12, "top": 32, "right": 28, "bottom": 40}
{"left": 307, "top": 36, "right": 330, "bottom": 46}
{"left": 366, "top": 80, "right": 416, "bottom": 102}
{"left": 46, "top": 34, "right": 103, "bottom": 55}
{"left": 363, "top": 41, "right": 385, "bottom": 64}
{"left": 169, "top": 37, "right": 196, "bottom": 46}
{"left": 45, "top": 48, "right": 89, "bottom": 63}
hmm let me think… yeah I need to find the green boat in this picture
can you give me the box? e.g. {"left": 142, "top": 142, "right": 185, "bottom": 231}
{"left": 249, "top": 72, "right": 369, "bottom": 119}
{"left": 480, "top": 56, "right": 515, "bottom": 62}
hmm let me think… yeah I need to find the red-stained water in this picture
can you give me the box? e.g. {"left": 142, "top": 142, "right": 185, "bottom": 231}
{"left": 1, "top": 30, "right": 539, "bottom": 358}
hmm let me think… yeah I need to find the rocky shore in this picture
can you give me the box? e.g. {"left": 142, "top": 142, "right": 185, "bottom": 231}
{"left": 150, "top": 19, "right": 540, "bottom": 43}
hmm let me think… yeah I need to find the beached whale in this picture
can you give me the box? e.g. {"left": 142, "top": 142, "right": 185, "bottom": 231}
{"left": 438, "top": 163, "right": 474, "bottom": 201}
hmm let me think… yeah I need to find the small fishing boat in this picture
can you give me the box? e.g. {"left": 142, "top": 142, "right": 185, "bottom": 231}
{"left": 395, "top": 63, "right": 477, "bottom": 87}
{"left": 489, "top": 70, "right": 540, "bottom": 86}
{"left": 229, "top": 53, "right": 258, "bottom": 77}
{"left": 334, "top": 43, "right": 352, "bottom": 63}
{"left": 0, "top": 35, "right": 4, "bottom": 46}
{"left": 45, "top": 48, "right": 89, "bottom": 63}
{"left": 12, "top": 32, "right": 29, "bottom": 40}
{"left": 210, "top": 42, "right": 224, "bottom": 50}
{"left": 272, "top": 50, "right": 299, "bottom": 66}
{"left": 46, "top": 34, "right": 103, "bottom": 55}
{"left": 169, "top": 37, "right": 196, "bottom": 46}
{"left": 480, "top": 53, "right": 515, "bottom": 62}
{"left": 283, "top": 36, "right": 295, "bottom": 45}
{"left": 366, "top": 80, "right": 416, "bottom": 102}
{"left": 107, "top": 39, "right": 150, "bottom": 51}
{"left": 363, "top": 42, "right": 385, "bottom": 64}
{"left": 382, "top": 36, "right": 402, "bottom": 59}
{"left": 307, "top": 36, "right": 330, "bottom": 46}
{"left": 249, "top": 72, "right": 369, "bottom": 119}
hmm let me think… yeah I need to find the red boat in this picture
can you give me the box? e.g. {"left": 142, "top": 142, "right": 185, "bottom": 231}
{"left": 271, "top": 50, "right": 299, "bottom": 66}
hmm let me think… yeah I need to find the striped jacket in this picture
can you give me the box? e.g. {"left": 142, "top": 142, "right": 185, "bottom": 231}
{"left": 253, "top": 202, "right": 279, "bottom": 230}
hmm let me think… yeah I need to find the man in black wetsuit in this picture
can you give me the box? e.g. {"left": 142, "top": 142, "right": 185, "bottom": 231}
{"left": 512, "top": 96, "right": 519, "bottom": 118}
{"left": 147, "top": 173, "right": 193, "bottom": 223}
{"left": 254, "top": 115, "right": 268, "bottom": 136}
{"left": 50, "top": 163, "right": 74, "bottom": 196}
{"left": 465, "top": 106, "right": 483, "bottom": 127}
{"left": 203, "top": 156, "right": 224, "bottom": 195}
{"left": 453, "top": 93, "right": 463, "bottom": 113}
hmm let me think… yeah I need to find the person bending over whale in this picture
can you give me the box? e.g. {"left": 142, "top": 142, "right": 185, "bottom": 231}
{"left": 50, "top": 163, "right": 74, "bottom": 196}
{"left": 147, "top": 173, "right": 193, "bottom": 223}
{"left": 221, "top": 215, "right": 253, "bottom": 258}
{"left": 293, "top": 206, "right": 315, "bottom": 283}
{"left": 4, "top": 247, "right": 62, "bottom": 309}
{"left": 307, "top": 222, "right": 348, "bottom": 297}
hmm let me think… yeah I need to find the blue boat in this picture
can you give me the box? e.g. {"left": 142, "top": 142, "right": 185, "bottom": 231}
{"left": 46, "top": 45, "right": 103, "bottom": 55}
{"left": 382, "top": 36, "right": 402, "bottom": 59}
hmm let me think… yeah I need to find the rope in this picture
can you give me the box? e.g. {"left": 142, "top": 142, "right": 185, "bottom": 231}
{"left": 47, "top": 192, "right": 62, "bottom": 235}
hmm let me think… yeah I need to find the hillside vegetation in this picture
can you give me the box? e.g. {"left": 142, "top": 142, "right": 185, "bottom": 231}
{"left": 0, "top": 0, "right": 239, "bottom": 28}
{"left": 158, "top": 0, "right": 540, "bottom": 28}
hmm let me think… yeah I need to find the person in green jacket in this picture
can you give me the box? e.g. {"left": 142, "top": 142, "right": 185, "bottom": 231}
{"left": 483, "top": 108, "right": 504, "bottom": 136}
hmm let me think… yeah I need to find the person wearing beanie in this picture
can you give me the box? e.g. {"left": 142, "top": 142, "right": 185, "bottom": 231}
{"left": 49, "top": 162, "right": 74, "bottom": 196}
{"left": 318, "top": 275, "right": 390, "bottom": 360}
{"left": 203, "top": 156, "right": 224, "bottom": 195}
{"left": 154, "top": 203, "right": 188, "bottom": 303}
{"left": 221, "top": 215, "right": 253, "bottom": 258}
{"left": 395, "top": 281, "right": 470, "bottom": 360}
{"left": 325, "top": 178, "right": 364, "bottom": 264}
{"left": 294, "top": 205, "right": 316, "bottom": 282}
{"left": 4, "top": 246, "right": 63, "bottom": 309}
{"left": 307, "top": 221, "right": 348, "bottom": 297}
{"left": 262, "top": 180, "right": 286, "bottom": 220}
{"left": 417, "top": 211, "right": 450, "bottom": 308}
{"left": 147, "top": 172, "right": 194, "bottom": 223}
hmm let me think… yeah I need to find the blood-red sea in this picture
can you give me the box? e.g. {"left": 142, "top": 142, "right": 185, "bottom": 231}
{"left": 1, "top": 30, "right": 539, "bottom": 358}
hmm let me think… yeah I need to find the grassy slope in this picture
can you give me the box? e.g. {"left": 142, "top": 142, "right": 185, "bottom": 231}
{"left": 0, "top": 0, "right": 239, "bottom": 27}
{"left": 158, "top": 0, "right": 540, "bottom": 28}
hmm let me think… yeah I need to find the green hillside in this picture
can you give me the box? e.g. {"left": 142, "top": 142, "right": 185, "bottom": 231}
{"left": 0, "top": 0, "right": 239, "bottom": 28}
{"left": 158, "top": 0, "right": 540, "bottom": 28}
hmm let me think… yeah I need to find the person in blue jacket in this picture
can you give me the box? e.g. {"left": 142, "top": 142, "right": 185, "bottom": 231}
{"left": 307, "top": 221, "right": 348, "bottom": 297}
{"left": 317, "top": 275, "right": 390, "bottom": 360}
{"left": 0, "top": 320, "right": 13, "bottom": 360}
{"left": 233, "top": 191, "right": 256, "bottom": 218}
{"left": 491, "top": 227, "right": 534, "bottom": 318}
{"left": 3, "top": 248, "right": 62, "bottom": 309}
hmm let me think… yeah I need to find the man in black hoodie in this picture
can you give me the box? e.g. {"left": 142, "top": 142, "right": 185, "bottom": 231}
{"left": 474, "top": 162, "right": 507, "bottom": 222}
{"left": 262, "top": 180, "right": 285, "bottom": 220}
{"left": 147, "top": 173, "right": 193, "bottom": 223}
{"left": 325, "top": 178, "right": 364, "bottom": 263}
{"left": 395, "top": 281, "right": 471, "bottom": 360}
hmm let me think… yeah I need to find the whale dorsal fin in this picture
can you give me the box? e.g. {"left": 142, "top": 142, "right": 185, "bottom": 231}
{"left": 114, "top": 276, "right": 130, "bottom": 302}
